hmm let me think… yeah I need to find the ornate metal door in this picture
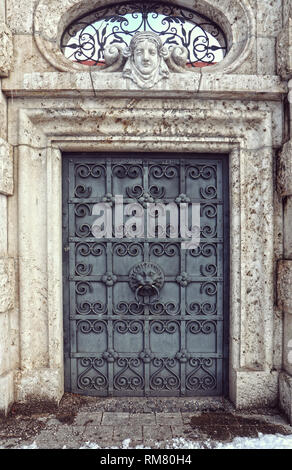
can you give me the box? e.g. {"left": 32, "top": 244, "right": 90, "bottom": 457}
{"left": 62, "top": 153, "right": 229, "bottom": 397}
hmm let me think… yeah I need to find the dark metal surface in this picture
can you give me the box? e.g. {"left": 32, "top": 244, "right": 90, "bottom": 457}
{"left": 62, "top": 153, "right": 229, "bottom": 397}
{"left": 61, "top": 1, "right": 227, "bottom": 67}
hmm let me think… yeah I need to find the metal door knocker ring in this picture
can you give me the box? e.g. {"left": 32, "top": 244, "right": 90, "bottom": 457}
{"left": 129, "top": 262, "right": 164, "bottom": 304}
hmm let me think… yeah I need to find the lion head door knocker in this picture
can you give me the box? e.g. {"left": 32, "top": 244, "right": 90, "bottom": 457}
{"left": 129, "top": 262, "right": 164, "bottom": 304}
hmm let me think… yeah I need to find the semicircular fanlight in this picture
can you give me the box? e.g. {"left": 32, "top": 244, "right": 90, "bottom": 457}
{"left": 61, "top": 1, "right": 227, "bottom": 68}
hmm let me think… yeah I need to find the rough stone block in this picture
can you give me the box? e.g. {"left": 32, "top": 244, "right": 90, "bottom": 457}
{"left": 278, "top": 140, "right": 292, "bottom": 197}
{"left": 0, "top": 313, "right": 10, "bottom": 376}
{"left": 284, "top": 312, "right": 292, "bottom": 376}
{"left": 0, "top": 371, "right": 14, "bottom": 415}
{"left": 232, "top": 370, "right": 278, "bottom": 408}
{"left": 257, "top": 0, "right": 282, "bottom": 36}
{"left": 277, "top": 260, "right": 292, "bottom": 313}
{"left": 83, "top": 425, "right": 113, "bottom": 445}
{"left": 0, "top": 257, "right": 15, "bottom": 313}
{"left": 0, "top": 138, "right": 13, "bottom": 195}
{"left": 112, "top": 425, "right": 142, "bottom": 441}
{"left": 277, "top": 18, "right": 292, "bottom": 79}
{"left": 74, "top": 411, "right": 102, "bottom": 427}
{"left": 0, "top": 195, "right": 7, "bottom": 255}
{"left": 0, "top": 90, "right": 7, "bottom": 141}
{"left": 279, "top": 371, "right": 292, "bottom": 425}
{"left": 156, "top": 413, "right": 183, "bottom": 426}
{"left": 16, "top": 368, "right": 64, "bottom": 403}
{"left": 257, "top": 37, "right": 276, "bottom": 75}
{"left": 284, "top": 197, "right": 292, "bottom": 259}
{"left": 273, "top": 308, "right": 283, "bottom": 370}
{"left": 129, "top": 413, "right": 156, "bottom": 425}
{"left": 0, "top": 2, "right": 5, "bottom": 22}
{"left": 143, "top": 425, "right": 172, "bottom": 441}
{"left": 233, "top": 40, "right": 257, "bottom": 75}
{"left": 283, "top": 0, "right": 292, "bottom": 20}
{"left": 101, "top": 412, "right": 130, "bottom": 425}
{"left": 6, "top": 0, "right": 35, "bottom": 35}
{"left": 10, "top": 35, "right": 55, "bottom": 75}
{"left": 0, "top": 23, "right": 13, "bottom": 77}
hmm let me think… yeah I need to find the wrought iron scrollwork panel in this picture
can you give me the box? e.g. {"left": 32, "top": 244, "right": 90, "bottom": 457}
{"left": 63, "top": 153, "right": 228, "bottom": 397}
{"left": 61, "top": 1, "right": 227, "bottom": 68}
{"left": 77, "top": 358, "right": 108, "bottom": 392}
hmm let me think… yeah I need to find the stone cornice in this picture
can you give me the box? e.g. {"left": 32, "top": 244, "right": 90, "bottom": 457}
{"left": 2, "top": 73, "right": 287, "bottom": 100}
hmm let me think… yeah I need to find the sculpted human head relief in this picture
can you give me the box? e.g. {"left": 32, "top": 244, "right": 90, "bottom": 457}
{"left": 122, "top": 32, "right": 170, "bottom": 89}
{"left": 134, "top": 37, "right": 159, "bottom": 74}
{"left": 103, "top": 31, "right": 188, "bottom": 89}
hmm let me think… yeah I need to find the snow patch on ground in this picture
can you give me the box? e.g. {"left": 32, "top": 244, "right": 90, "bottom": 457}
{"left": 17, "top": 442, "right": 39, "bottom": 449}
{"left": 4, "top": 433, "right": 292, "bottom": 450}
{"left": 215, "top": 433, "right": 292, "bottom": 449}
{"left": 79, "top": 434, "right": 292, "bottom": 450}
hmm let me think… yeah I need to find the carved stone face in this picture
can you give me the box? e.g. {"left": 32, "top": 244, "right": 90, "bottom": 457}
{"left": 133, "top": 39, "right": 159, "bottom": 75}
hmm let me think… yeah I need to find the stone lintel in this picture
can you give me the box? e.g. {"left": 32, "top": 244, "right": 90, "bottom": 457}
{"left": 1, "top": 73, "right": 287, "bottom": 100}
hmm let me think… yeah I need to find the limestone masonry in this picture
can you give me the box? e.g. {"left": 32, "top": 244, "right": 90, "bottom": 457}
{"left": 0, "top": 0, "right": 291, "bottom": 424}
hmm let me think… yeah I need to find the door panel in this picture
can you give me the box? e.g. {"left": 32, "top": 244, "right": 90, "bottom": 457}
{"left": 62, "top": 153, "right": 229, "bottom": 397}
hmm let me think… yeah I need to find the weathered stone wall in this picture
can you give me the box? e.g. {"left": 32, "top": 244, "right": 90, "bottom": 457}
{"left": 277, "top": 89, "right": 292, "bottom": 423}
{"left": 275, "top": 0, "right": 292, "bottom": 424}
{"left": 0, "top": 0, "right": 291, "bottom": 422}
{"left": 0, "top": 5, "right": 15, "bottom": 415}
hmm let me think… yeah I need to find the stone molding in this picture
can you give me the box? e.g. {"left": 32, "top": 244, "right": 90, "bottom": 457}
{"left": 277, "top": 260, "right": 292, "bottom": 314}
{"left": 0, "top": 22, "right": 13, "bottom": 77}
{"left": 33, "top": 0, "right": 256, "bottom": 75}
{"left": 2, "top": 72, "right": 286, "bottom": 99}
{"left": 0, "top": 137, "right": 13, "bottom": 196}
{"left": 0, "top": 257, "right": 15, "bottom": 314}
{"left": 278, "top": 140, "right": 292, "bottom": 197}
{"left": 277, "top": 17, "right": 292, "bottom": 80}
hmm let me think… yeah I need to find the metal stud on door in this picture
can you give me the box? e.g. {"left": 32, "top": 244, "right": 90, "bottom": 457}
{"left": 62, "top": 153, "right": 229, "bottom": 397}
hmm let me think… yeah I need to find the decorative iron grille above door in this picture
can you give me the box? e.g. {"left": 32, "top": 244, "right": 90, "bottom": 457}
{"left": 62, "top": 153, "right": 229, "bottom": 397}
{"left": 61, "top": 1, "right": 227, "bottom": 67}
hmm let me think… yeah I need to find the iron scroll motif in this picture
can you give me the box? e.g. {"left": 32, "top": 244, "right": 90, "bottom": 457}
{"left": 61, "top": 1, "right": 227, "bottom": 69}
{"left": 63, "top": 154, "right": 228, "bottom": 397}
{"left": 129, "top": 262, "right": 165, "bottom": 304}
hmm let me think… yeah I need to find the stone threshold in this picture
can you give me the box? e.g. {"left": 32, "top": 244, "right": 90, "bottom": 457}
{"left": 58, "top": 396, "right": 234, "bottom": 414}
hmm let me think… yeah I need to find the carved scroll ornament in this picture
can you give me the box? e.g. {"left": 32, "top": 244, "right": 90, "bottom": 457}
{"left": 103, "top": 31, "right": 188, "bottom": 89}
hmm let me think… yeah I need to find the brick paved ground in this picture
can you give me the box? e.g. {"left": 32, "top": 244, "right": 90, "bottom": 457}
{"left": 0, "top": 396, "right": 291, "bottom": 449}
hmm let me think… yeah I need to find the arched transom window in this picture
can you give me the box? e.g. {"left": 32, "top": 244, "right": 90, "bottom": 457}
{"left": 61, "top": 1, "right": 227, "bottom": 68}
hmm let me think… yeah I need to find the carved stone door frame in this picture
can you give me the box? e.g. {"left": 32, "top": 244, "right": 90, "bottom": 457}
{"left": 13, "top": 99, "right": 276, "bottom": 408}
